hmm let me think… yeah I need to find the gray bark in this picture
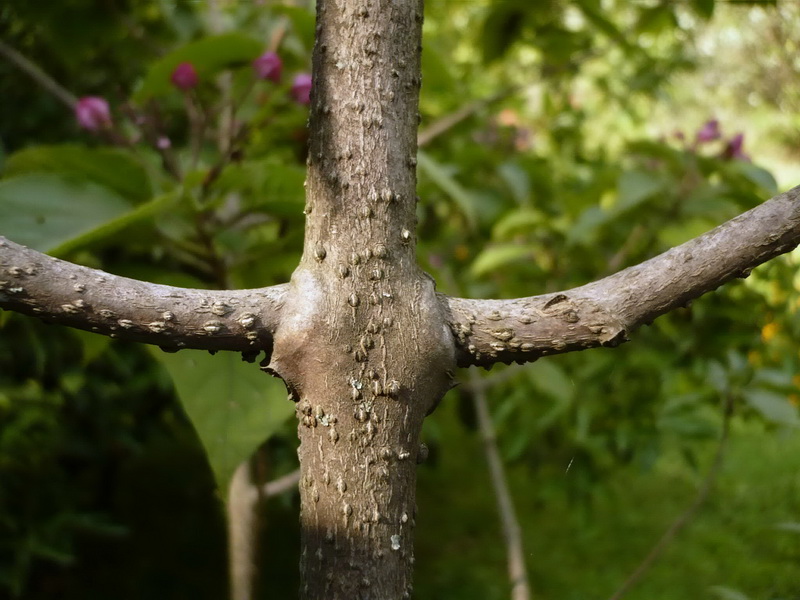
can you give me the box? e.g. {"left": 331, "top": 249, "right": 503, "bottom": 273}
{"left": 264, "top": 1, "right": 454, "bottom": 597}
{"left": 1, "top": 0, "right": 800, "bottom": 598}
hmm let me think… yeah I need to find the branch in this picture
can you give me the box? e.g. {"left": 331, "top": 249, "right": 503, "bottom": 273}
{"left": 608, "top": 394, "right": 734, "bottom": 600}
{"left": 442, "top": 185, "right": 800, "bottom": 367}
{"left": 468, "top": 372, "right": 532, "bottom": 600}
{"left": 0, "top": 236, "right": 287, "bottom": 355}
{"left": 417, "top": 88, "right": 515, "bottom": 148}
{"left": 262, "top": 468, "right": 300, "bottom": 497}
{"left": 0, "top": 39, "right": 78, "bottom": 109}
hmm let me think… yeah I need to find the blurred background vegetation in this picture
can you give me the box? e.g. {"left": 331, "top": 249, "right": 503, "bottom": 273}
{"left": 1, "top": 1, "right": 799, "bottom": 599}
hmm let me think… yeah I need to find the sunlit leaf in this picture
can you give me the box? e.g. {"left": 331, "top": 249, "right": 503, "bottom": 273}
{"left": 470, "top": 243, "right": 537, "bottom": 277}
{"left": 492, "top": 209, "right": 545, "bottom": 240}
{"left": 743, "top": 388, "right": 800, "bottom": 427}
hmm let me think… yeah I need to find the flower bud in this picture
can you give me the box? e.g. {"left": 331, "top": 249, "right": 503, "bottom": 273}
{"left": 75, "top": 96, "right": 112, "bottom": 131}
{"left": 695, "top": 119, "right": 721, "bottom": 143}
{"left": 291, "top": 73, "right": 312, "bottom": 106}
{"left": 722, "top": 133, "right": 749, "bottom": 162}
{"left": 252, "top": 51, "right": 282, "bottom": 82}
{"left": 171, "top": 62, "right": 199, "bottom": 91}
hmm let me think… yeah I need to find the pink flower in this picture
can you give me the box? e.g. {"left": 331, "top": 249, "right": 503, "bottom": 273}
{"left": 252, "top": 51, "right": 282, "bottom": 82}
{"left": 156, "top": 136, "right": 171, "bottom": 150}
{"left": 171, "top": 62, "right": 199, "bottom": 91}
{"left": 722, "top": 133, "right": 750, "bottom": 162}
{"left": 75, "top": 96, "right": 112, "bottom": 131}
{"left": 695, "top": 119, "right": 721, "bottom": 143}
{"left": 290, "top": 73, "right": 312, "bottom": 105}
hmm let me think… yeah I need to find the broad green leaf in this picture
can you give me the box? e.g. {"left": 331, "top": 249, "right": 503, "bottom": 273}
{"left": 497, "top": 162, "right": 530, "bottom": 205}
{"left": 4, "top": 145, "right": 152, "bottom": 203}
{"left": 527, "top": 359, "right": 574, "bottom": 404}
{"left": 708, "top": 586, "right": 751, "bottom": 600}
{"left": 752, "top": 368, "right": 794, "bottom": 390}
{"left": 492, "top": 209, "right": 545, "bottom": 240}
{"left": 615, "top": 170, "right": 666, "bottom": 213}
{"left": 470, "top": 243, "right": 537, "bottom": 277}
{"left": 215, "top": 159, "right": 305, "bottom": 217}
{"left": 134, "top": 33, "right": 262, "bottom": 101}
{"left": 566, "top": 205, "right": 609, "bottom": 246}
{"left": 743, "top": 388, "right": 800, "bottom": 427}
{"left": 0, "top": 174, "right": 132, "bottom": 252}
{"left": 152, "top": 349, "right": 294, "bottom": 493}
{"left": 48, "top": 192, "right": 179, "bottom": 257}
{"left": 725, "top": 161, "right": 778, "bottom": 196}
{"left": 417, "top": 150, "right": 478, "bottom": 228}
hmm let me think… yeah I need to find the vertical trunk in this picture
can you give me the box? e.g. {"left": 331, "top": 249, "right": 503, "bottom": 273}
{"left": 265, "top": 0, "right": 456, "bottom": 598}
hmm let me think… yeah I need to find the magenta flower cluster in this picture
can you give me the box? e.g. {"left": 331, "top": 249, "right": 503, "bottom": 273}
{"left": 75, "top": 51, "right": 313, "bottom": 133}
{"left": 672, "top": 119, "right": 750, "bottom": 162}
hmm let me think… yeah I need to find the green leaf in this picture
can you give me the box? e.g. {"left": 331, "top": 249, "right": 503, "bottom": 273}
{"left": 470, "top": 243, "right": 537, "bottom": 277}
{"left": 692, "top": 0, "right": 715, "bottom": 20}
{"left": 151, "top": 349, "right": 294, "bottom": 493}
{"left": 4, "top": 145, "right": 152, "bottom": 203}
{"left": 615, "top": 170, "right": 665, "bottom": 213}
{"left": 492, "top": 209, "right": 545, "bottom": 240}
{"left": 743, "top": 388, "right": 800, "bottom": 427}
{"left": 0, "top": 174, "right": 132, "bottom": 252}
{"left": 481, "top": 3, "right": 528, "bottom": 63}
{"left": 48, "top": 192, "right": 179, "bottom": 256}
{"left": 774, "top": 521, "right": 800, "bottom": 534}
{"left": 708, "top": 586, "right": 751, "bottom": 600}
{"left": 417, "top": 150, "right": 478, "bottom": 228}
{"left": 134, "top": 33, "right": 263, "bottom": 101}
{"left": 497, "top": 162, "right": 530, "bottom": 205}
{"left": 527, "top": 359, "right": 574, "bottom": 403}
{"left": 215, "top": 159, "right": 305, "bottom": 217}
{"left": 725, "top": 161, "right": 778, "bottom": 196}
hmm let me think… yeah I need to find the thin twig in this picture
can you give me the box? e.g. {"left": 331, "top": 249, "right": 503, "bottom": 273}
{"left": 0, "top": 39, "right": 78, "bottom": 109}
{"left": 262, "top": 468, "right": 301, "bottom": 497}
{"left": 468, "top": 370, "right": 532, "bottom": 600}
{"left": 608, "top": 394, "right": 735, "bottom": 600}
{"left": 417, "top": 87, "right": 517, "bottom": 148}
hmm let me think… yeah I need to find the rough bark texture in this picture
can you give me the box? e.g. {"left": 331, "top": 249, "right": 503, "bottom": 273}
{"left": 262, "top": 0, "right": 454, "bottom": 598}
{"left": 0, "top": 236, "right": 286, "bottom": 356}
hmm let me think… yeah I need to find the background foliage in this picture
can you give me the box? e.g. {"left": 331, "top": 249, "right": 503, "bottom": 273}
{"left": 1, "top": 1, "right": 799, "bottom": 599}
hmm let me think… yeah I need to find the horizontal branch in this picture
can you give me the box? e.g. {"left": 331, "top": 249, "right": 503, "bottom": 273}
{"left": 443, "top": 185, "right": 800, "bottom": 368}
{"left": 0, "top": 236, "right": 288, "bottom": 355}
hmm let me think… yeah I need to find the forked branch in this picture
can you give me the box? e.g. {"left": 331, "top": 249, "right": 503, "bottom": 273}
{"left": 0, "top": 236, "right": 287, "bottom": 355}
{"left": 443, "top": 185, "right": 800, "bottom": 368}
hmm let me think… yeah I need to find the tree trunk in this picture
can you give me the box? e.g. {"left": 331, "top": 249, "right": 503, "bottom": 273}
{"left": 264, "top": 0, "right": 455, "bottom": 597}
